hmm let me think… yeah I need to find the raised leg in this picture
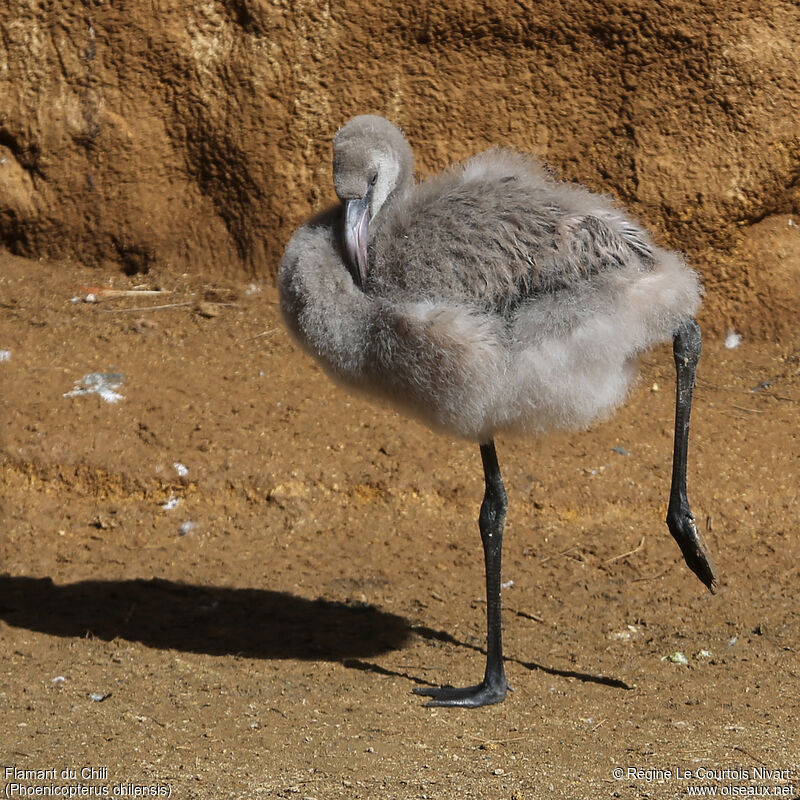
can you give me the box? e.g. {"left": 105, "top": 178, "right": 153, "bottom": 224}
{"left": 414, "top": 440, "right": 510, "bottom": 707}
{"left": 666, "top": 317, "right": 719, "bottom": 593}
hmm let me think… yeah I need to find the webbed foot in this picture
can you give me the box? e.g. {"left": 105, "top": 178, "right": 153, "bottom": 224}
{"left": 666, "top": 502, "right": 718, "bottom": 593}
{"left": 413, "top": 676, "right": 509, "bottom": 708}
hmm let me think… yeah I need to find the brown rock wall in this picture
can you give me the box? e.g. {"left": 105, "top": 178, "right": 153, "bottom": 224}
{"left": 0, "top": 0, "right": 798, "bottom": 334}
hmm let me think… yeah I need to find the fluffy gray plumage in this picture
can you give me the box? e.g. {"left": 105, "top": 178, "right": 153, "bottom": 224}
{"left": 279, "top": 115, "right": 702, "bottom": 443}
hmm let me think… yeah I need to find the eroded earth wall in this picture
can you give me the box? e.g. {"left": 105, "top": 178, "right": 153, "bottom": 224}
{"left": 1, "top": 0, "right": 798, "bottom": 335}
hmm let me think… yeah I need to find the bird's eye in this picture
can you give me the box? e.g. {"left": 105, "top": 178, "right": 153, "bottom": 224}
{"left": 369, "top": 172, "right": 378, "bottom": 186}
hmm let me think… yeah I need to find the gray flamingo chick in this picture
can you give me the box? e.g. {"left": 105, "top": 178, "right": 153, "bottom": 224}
{"left": 279, "top": 115, "right": 718, "bottom": 708}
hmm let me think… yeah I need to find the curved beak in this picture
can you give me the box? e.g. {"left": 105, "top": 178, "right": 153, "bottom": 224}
{"left": 343, "top": 190, "right": 372, "bottom": 290}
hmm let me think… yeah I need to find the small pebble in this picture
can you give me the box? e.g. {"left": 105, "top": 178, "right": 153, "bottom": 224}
{"left": 89, "top": 692, "right": 111, "bottom": 702}
{"left": 662, "top": 651, "right": 689, "bottom": 666}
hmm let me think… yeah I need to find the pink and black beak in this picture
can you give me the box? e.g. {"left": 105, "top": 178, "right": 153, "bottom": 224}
{"left": 343, "top": 187, "right": 372, "bottom": 290}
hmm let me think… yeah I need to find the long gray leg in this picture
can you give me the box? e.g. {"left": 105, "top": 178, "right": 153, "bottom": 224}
{"left": 414, "top": 439, "right": 510, "bottom": 707}
{"left": 666, "top": 317, "right": 719, "bottom": 593}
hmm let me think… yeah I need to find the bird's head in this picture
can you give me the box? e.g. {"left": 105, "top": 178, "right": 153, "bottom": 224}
{"left": 333, "top": 115, "right": 414, "bottom": 289}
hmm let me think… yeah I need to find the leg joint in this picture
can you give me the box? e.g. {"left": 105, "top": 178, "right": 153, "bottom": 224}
{"left": 673, "top": 316, "right": 702, "bottom": 367}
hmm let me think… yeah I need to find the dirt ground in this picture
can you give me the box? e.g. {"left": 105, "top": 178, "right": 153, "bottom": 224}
{"left": 1, "top": 250, "right": 798, "bottom": 798}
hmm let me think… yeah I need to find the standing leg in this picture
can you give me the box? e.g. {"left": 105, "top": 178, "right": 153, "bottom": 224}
{"left": 414, "top": 439, "right": 510, "bottom": 707}
{"left": 666, "top": 317, "right": 719, "bottom": 593}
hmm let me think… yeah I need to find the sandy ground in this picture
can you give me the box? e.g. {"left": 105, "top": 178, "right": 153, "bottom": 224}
{"left": 1, "top": 251, "right": 798, "bottom": 799}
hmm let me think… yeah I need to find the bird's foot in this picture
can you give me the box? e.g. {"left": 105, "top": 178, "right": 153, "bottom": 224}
{"left": 666, "top": 504, "right": 719, "bottom": 594}
{"left": 413, "top": 676, "right": 510, "bottom": 708}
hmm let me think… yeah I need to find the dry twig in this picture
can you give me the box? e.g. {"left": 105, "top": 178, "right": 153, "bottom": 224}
{"left": 605, "top": 535, "right": 646, "bottom": 564}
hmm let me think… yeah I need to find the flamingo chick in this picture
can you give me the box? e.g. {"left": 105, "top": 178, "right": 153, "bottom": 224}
{"left": 278, "top": 115, "right": 718, "bottom": 708}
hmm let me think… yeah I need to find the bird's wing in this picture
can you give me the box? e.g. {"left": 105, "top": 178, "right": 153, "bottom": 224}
{"left": 487, "top": 209, "right": 657, "bottom": 310}
{"left": 369, "top": 155, "right": 656, "bottom": 311}
{"left": 550, "top": 212, "right": 655, "bottom": 281}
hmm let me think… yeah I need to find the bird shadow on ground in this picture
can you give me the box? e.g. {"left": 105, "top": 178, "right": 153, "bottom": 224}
{"left": 344, "top": 625, "right": 632, "bottom": 690}
{"left": 0, "top": 575, "right": 631, "bottom": 690}
{"left": 406, "top": 625, "right": 633, "bottom": 690}
{"left": 0, "top": 574, "right": 411, "bottom": 661}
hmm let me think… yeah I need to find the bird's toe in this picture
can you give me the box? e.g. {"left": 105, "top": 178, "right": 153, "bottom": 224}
{"left": 666, "top": 506, "right": 719, "bottom": 593}
{"left": 413, "top": 678, "right": 509, "bottom": 708}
